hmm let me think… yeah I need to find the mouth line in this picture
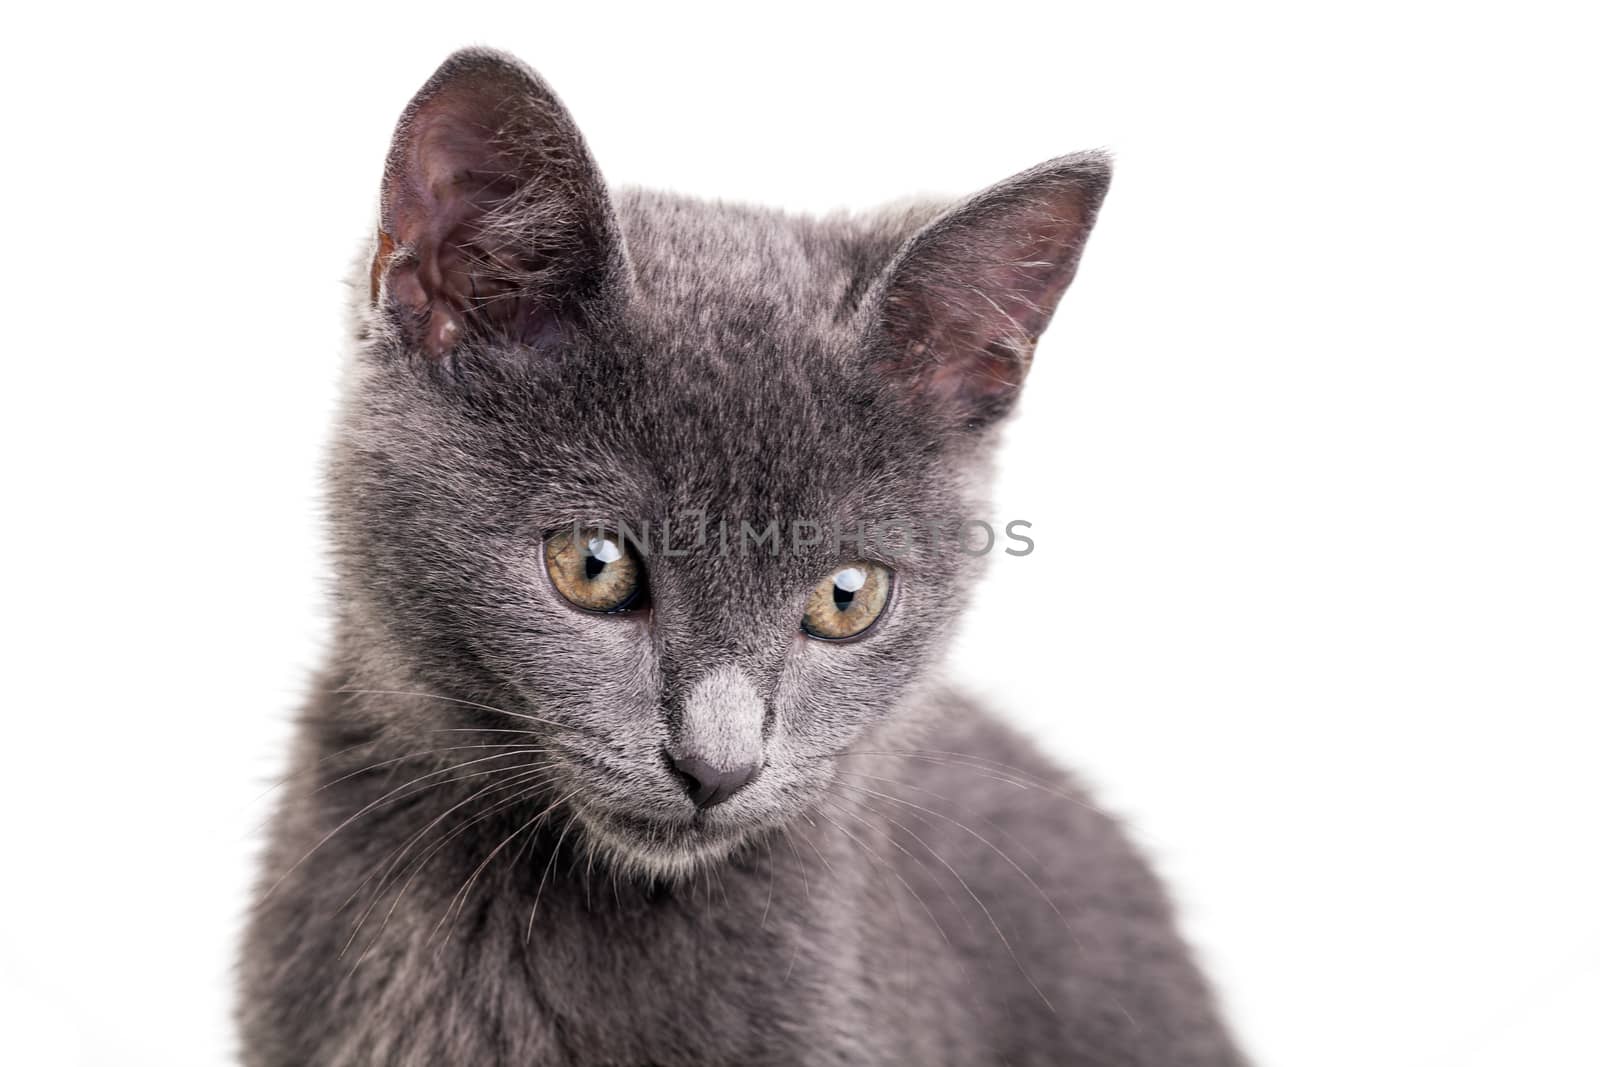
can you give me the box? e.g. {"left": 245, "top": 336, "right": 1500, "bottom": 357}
{"left": 585, "top": 805, "right": 723, "bottom": 842}
{"left": 574, "top": 802, "right": 756, "bottom": 873}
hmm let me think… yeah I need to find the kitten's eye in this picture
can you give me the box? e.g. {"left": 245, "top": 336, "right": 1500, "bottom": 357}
{"left": 544, "top": 528, "right": 646, "bottom": 613}
{"left": 801, "top": 563, "right": 892, "bottom": 641}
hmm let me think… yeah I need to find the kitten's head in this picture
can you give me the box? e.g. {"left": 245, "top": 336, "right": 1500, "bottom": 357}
{"left": 334, "top": 49, "right": 1108, "bottom": 878}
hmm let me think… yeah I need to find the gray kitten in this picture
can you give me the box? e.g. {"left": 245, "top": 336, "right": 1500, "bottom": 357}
{"left": 240, "top": 48, "right": 1246, "bottom": 1066}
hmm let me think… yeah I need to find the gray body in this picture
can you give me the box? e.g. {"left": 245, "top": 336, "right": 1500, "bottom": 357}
{"left": 240, "top": 49, "right": 1246, "bottom": 1066}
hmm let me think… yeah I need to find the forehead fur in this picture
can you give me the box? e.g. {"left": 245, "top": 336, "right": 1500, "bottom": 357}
{"left": 615, "top": 188, "right": 943, "bottom": 334}
{"left": 603, "top": 189, "right": 961, "bottom": 505}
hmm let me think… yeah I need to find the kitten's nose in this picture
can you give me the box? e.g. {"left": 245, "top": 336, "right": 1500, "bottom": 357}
{"left": 667, "top": 752, "right": 758, "bottom": 810}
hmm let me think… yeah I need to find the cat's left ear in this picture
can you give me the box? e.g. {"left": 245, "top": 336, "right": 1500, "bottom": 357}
{"left": 370, "top": 49, "right": 628, "bottom": 359}
{"left": 863, "top": 153, "right": 1110, "bottom": 428}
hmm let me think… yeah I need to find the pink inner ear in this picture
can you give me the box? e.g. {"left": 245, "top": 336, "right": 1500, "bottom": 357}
{"left": 369, "top": 50, "right": 622, "bottom": 360}
{"left": 872, "top": 159, "right": 1107, "bottom": 425}
{"left": 880, "top": 290, "right": 1034, "bottom": 414}
{"left": 379, "top": 104, "right": 522, "bottom": 357}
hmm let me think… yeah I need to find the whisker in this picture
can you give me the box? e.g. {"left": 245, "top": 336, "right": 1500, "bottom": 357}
{"left": 795, "top": 815, "right": 837, "bottom": 878}
{"left": 245, "top": 736, "right": 383, "bottom": 807}
{"left": 434, "top": 787, "right": 579, "bottom": 946}
{"left": 807, "top": 803, "right": 917, "bottom": 1010}
{"left": 760, "top": 837, "right": 777, "bottom": 930}
{"left": 341, "top": 767, "right": 561, "bottom": 969}
{"left": 780, "top": 827, "right": 811, "bottom": 902}
{"left": 584, "top": 828, "right": 599, "bottom": 913}
{"left": 833, "top": 768, "right": 1056, "bottom": 873}
{"left": 314, "top": 742, "right": 550, "bottom": 800}
{"left": 526, "top": 814, "right": 578, "bottom": 942}
{"left": 831, "top": 765, "right": 1146, "bottom": 1030}
{"left": 338, "top": 760, "right": 561, "bottom": 919}
{"left": 245, "top": 727, "right": 554, "bottom": 814}
{"left": 818, "top": 748, "right": 1120, "bottom": 822}
{"left": 815, "top": 797, "right": 969, "bottom": 947}
{"left": 831, "top": 772, "right": 1122, "bottom": 1023}
{"left": 259, "top": 749, "right": 554, "bottom": 906}
{"left": 328, "top": 686, "right": 576, "bottom": 732}
{"left": 816, "top": 796, "right": 1002, "bottom": 1041}
{"left": 846, "top": 790, "right": 1057, "bottom": 1015}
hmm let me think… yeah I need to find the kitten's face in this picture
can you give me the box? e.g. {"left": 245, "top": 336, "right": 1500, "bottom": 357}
{"left": 335, "top": 49, "right": 1106, "bottom": 877}
{"left": 342, "top": 300, "right": 968, "bottom": 875}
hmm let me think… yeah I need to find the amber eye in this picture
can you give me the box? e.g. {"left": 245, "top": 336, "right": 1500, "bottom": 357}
{"left": 544, "top": 528, "right": 645, "bottom": 613}
{"left": 801, "top": 562, "right": 892, "bottom": 641}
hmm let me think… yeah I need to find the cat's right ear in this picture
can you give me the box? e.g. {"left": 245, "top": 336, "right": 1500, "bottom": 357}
{"left": 371, "top": 49, "right": 627, "bottom": 358}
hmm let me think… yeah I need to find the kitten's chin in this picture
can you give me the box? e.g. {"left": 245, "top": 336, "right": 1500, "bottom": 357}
{"left": 574, "top": 805, "right": 755, "bottom": 882}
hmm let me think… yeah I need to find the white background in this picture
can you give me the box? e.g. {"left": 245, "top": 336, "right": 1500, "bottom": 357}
{"left": 2, "top": 3, "right": 1596, "bottom": 1064}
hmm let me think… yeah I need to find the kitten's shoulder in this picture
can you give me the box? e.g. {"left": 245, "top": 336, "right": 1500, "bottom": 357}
{"left": 883, "top": 689, "right": 1245, "bottom": 1064}
{"left": 902, "top": 685, "right": 1161, "bottom": 893}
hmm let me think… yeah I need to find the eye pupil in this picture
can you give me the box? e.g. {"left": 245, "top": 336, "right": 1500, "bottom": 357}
{"left": 583, "top": 536, "right": 623, "bottom": 580}
{"left": 831, "top": 566, "right": 865, "bottom": 611}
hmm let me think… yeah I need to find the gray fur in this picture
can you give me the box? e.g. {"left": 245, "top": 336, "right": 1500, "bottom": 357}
{"left": 240, "top": 48, "right": 1246, "bottom": 1065}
